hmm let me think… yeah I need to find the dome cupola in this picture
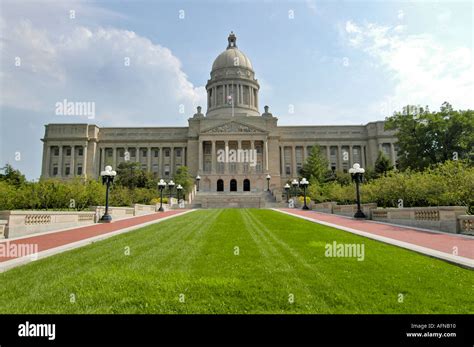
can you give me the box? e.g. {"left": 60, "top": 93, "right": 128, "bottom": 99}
{"left": 206, "top": 32, "right": 260, "bottom": 117}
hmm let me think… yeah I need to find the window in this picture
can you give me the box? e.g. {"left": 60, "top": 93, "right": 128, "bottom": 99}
{"left": 130, "top": 148, "right": 136, "bottom": 157}
{"left": 154, "top": 150, "right": 159, "bottom": 158}
{"left": 152, "top": 164, "right": 158, "bottom": 172}
{"left": 66, "top": 148, "right": 71, "bottom": 156}
{"left": 119, "top": 149, "right": 124, "bottom": 158}
{"left": 165, "top": 149, "right": 170, "bottom": 157}
{"left": 142, "top": 149, "right": 147, "bottom": 157}
{"left": 176, "top": 148, "right": 181, "bottom": 157}
{"left": 53, "top": 165, "right": 58, "bottom": 176}
{"left": 106, "top": 149, "right": 113, "bottom": 157}
{"left": 77, "top": 165, "right": 83, "bottom": 175}
{"left": 285, "top": 165, "right": 291, "bottom": 175}
{"left": 54, "top": 147, "right": 59, "bottom": 156}
{"left": 78, "top": 148, "right": 83, "bottom": 156}
{"left": 164, "top": 165, "right": 170, "bottom": 176}
{"left": 65, "top": 165, "right": 70, "bottom": 176}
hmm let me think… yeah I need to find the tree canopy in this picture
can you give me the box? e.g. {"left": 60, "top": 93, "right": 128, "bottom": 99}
{"left": 385, "top": 102, "right": 474, "bottom": 171}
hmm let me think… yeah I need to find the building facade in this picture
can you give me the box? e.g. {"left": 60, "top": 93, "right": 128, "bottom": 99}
{"left": 41, "top": 32, "right": 397, "bottom": 194}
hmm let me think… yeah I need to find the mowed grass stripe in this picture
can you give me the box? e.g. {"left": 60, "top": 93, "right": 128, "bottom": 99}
{"left": 0, "top": 209, "right": 472, "bottom": 314}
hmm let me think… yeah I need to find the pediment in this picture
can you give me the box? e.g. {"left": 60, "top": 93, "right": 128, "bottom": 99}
{"left": 202, "top": 121, "right": 266, "bottom": 134}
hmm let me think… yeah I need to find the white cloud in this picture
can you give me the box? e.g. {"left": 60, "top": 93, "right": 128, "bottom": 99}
{"left": 344, "top": 20, "right": 473, "bottom": 115}
{"left": 397, "top": 10, "right": 405, "bottom": 20}
{"left": 0, "top": 0, "right": 206, "bottom": 126}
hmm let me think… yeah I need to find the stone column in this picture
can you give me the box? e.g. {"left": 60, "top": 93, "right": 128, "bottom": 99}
{"left": 390, "top": 143, "right": 396, "bottom": 167}
{"left": 45, "top": 145, "right": 51, "bottom": 178}
{"left": 237, "top": 140, "right": 242, "bottom": 173}
{"left": 58, "top": 145, "right": 63, "bottom": 177}
{"left": 112, "top": 147, "right": 117, "bottom": 170}
{"left": 337, "top": 145, "right": 341, "bottom": 171}
{"left": 136, "top": 147, "right": 140, "bottom": 163}
{"left": 70, "top": 146, "right": 76, "bottom": 177}
{"left": 361, "top": 145, "right": 366, "bottom": 168}
{"left": 265, "top": 140, "right": 269, "bottom": 171}
{"left": 183, "top": 147, "right": 187, "bottom": 166}
{"left": 326, "top": 146, "right": 331, "bottom": 169}
{"left": 159, "top": 147, "right": 164, "bottom": 177}
{"left": 224, "top": 140, "right": 229, "bottom": 174}
{"left": 198, "top": 141, "right": 203, "bottom": 172}
{"left": 250, "top": 140, "right": 255, "bottom": 174}
{"left": 170, "top": 147, "right": 175, "bottom": 176}
{"left": 349, "top": 145, "right": 353, "bottom": 166}
{"left": 147, "top": 146, "right": 152, "bottom": 172}
{"left": 211, "top": 141, "right": 216, "bottom": 173}
{"left": 83, "top": 144, "right": 88, "bottom": 178}
{"left": 280, "top": 146, "right": 285, "bottom": 177}
{"left": 292, "top": 146, "right": 296, "bottom": 177}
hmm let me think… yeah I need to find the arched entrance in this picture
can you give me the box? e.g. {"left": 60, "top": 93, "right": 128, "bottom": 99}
{"left": 230, "top": 179, "right": 237, "bottom": 192}
{"left": 217, "top": 179, "right": 224, "bottom": 192}
{"left": 243, "top": 179, "right": 250, "bottom": 192}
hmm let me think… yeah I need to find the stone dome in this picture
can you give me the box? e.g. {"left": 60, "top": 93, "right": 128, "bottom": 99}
{"left": 211, "top": 32, "right": 253, "bottom": 72}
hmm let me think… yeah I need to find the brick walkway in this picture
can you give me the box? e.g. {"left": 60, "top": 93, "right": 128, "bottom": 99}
{"left": 0, "top": 210, "right": 189, "bottom": 263}
{"left": 278, "top": 209, "right": 474, "bottom": 265}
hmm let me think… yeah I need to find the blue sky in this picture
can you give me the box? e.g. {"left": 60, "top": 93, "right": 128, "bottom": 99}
{"left": 0, "top": 0, "right": 473, "bottom": 179}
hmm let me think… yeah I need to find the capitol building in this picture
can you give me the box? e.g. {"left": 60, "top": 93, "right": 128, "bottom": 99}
{"left": 40, "top": 32, "right": 397, "bottom": 196}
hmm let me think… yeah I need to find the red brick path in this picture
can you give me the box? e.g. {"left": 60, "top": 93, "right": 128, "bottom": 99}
{"left": 280, "top": 209, "right": 474, "bottom": 260}
{"left": 0, "top": 210, "right": 188, "bottom": 262}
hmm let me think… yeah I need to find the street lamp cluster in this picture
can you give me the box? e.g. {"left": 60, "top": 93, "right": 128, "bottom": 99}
{"left": 284, "top": 177, "right": 309, "bottom": 210}
{"left": 99, "top": 165, "right": 117, "bottom": 223}
{"left": 157, "top": 179, "right": 183, "bottom": 212}
{"left": 348, "top": 163, "right": 366, "bottom": 219}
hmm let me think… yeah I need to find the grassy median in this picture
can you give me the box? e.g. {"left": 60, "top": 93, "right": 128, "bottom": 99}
{"left": 0, "top": 209, "right": 472, "bottom": 313}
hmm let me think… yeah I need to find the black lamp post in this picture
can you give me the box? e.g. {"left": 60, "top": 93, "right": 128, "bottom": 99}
{"left": 266, "top": 174, "right": 271, "bottom": 191}
{"left": 168, "top": 180, "right": 175, "bottom": 205}
{"left": 158, "top": 179, "right": 166, "bottom": 212}
{"left": 284, "top": 183, "right": 290, "bottom": 203}
{"left": 349, "top": 163, "right": 366, "bottom": 219}
{"left": 300, "top": 178, "right": 309, "bottom": 210}
{"left": 100, "top": 165, "right": 117, "bottom": 223}
{"left": 196, "top": 175, "right": 201, "bottom": 191}
{"left": 291, "top": 179, "right": 299, "bottom": 202}
{"left": 176, "top": 184, "right": 183, "bottom": 207}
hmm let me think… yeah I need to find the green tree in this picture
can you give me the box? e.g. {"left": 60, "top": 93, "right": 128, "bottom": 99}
{"left": 173, "top": 166, "right": 193, "bottom": 197}
{"left": 374, "top": 151, "right": 393, "bottom": 177}
{"left": 300, "top": 146, "right": 330, "bottom": 184}
{"left": 0, "top": 164, "right": 26, "bottom": 187}
{"left": 115, "top": 161, "right": 156, "bottom": 189}
{"left": 385, "top": 102, "right": 474, "bottom": 170}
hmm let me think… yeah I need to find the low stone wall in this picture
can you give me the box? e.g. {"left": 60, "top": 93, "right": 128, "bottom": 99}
{"left": 0, "top": 211, "right": 96, "bottom": 239}
{"left": 0, "top": 220, "right": 7, "bottom": 239}
{"left": 133, "top": 204, "right": 157, "bottom": 215}
{"left": 332, "top": 203, "right": 377, "bottom": 219}
{"left": 371, "top": 206, "right": 467, "bottom": 234}
{"left": 91, "top": 206, "right": 135, "bottom": 221}
{"left": 458, "top": 215, "right": 474, "bottom": 235}
{"left": 313, "top": 202, "right": 337, "bottom": 214}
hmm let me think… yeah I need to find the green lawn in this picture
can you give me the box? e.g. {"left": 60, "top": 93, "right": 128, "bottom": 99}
{"left": 0, "top": 209, "right": 472, "bottom": 314}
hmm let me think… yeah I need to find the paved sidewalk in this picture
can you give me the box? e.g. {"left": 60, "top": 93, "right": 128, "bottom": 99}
{"left": 277, "top": 208, "right": 474, "bottom": 268}
{"left": 0, "top": 210, "right": 192, "bottom": 266}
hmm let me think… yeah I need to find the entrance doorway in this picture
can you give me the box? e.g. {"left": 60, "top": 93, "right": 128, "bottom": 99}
{"left": 243, "top": 179, "right": 250, "bottom": 192}
{"left": 217, "top": 179, "right": 224, "bottom": 192}
{"left": 230, "top": 179, "right": 237, "bottom": 192}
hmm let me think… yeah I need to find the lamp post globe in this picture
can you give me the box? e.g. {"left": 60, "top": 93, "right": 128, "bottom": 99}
{"left": 284, "top": 183, "right": 290, "bottom": 203}
{"left": 176, "top": 184, "right": 183, "bottom": 207}
{"left": 99, "top": 166, "right": 117, "bottom": 223}
{"left": 266, "top": 174, "right": 271, "bottom": 191}
{"left": 168, "top": 180, "right": 175, "bottom": 205}
{"left": 349, "top": 163, "right": 366, "bottom": 219}
{"left": 196, "top": 175, "right": 201, "bottom": 192}
{"left": 299, "top": 178, "right": 309, "bottom": 210}
{"left": 157, "top": 179, "right": 166, "bottom": 212}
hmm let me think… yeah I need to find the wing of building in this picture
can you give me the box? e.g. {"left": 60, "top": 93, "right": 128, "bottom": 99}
{"left": 41, "top": 32, "right": 397, "bottom": 194}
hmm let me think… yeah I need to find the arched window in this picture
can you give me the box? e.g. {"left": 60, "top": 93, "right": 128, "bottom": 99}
{"left": 217, "top": 179, "right": 224, "bottom": 192}
{"left": 243, "top": 179, "right": 250, "bottom": 192}
{"left": 230, "top": 179, "right": 237, "bottom": 192}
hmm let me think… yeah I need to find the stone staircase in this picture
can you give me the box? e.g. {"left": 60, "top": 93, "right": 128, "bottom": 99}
{"left": 190, "top": 191, "right": 281, "bottom": 208}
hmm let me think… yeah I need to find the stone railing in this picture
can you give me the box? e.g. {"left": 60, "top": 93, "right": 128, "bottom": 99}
{"left": 458, "top": 215, "right": 474, "bottom": 235}
{"left": 0, "top": 211, "right": 96, "bottom": 239}
{"left": 0, "top": 220, "right": 7, "bottom": 239}
{"left": 371, "top": 206, "right": 467, "bottom": 233}
{"left": 133, "top": 204, "right": 157, "bottom": 215}
{"left": 91, "top": 206, "right": 135, "bottom": 221}
{"left": 313, "top": 202, "right": 337, "bottom": 214}
{"left": 332, "top": 203, "right": 378, "bottom": 219}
